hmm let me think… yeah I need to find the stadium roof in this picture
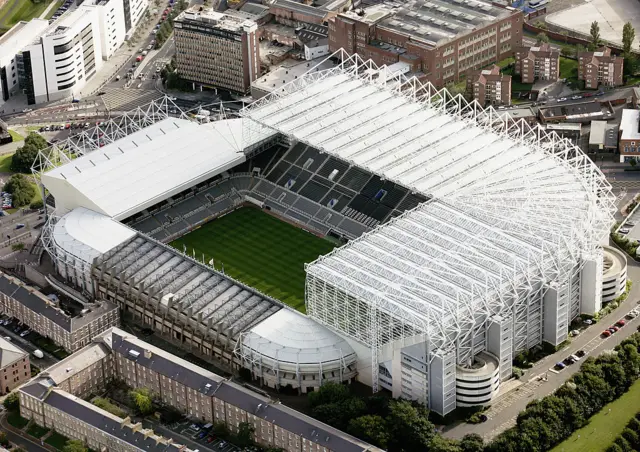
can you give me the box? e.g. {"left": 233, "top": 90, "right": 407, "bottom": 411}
{"left": 52, "top": 207, "right": 136, "bottom": 265}
{"left": 42, "top": 117, "right": 275, "bottom": 220}
{"left": 243, "top": 52, "right": 616, "bottom": 352}
{"left": 239, "top": 309, "right": 356, "bottom": 370}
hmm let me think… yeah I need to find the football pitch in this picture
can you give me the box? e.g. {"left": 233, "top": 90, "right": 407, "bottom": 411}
{"left": 169, "top": 207, "right": 337, "bottom": 312}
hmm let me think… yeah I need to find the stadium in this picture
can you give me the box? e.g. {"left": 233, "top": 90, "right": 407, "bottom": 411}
{"left": 34, "top": 51, "right": 616, "bottom": 416}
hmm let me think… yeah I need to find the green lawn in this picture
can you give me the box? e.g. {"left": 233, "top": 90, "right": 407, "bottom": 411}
{"left": 8, "top": 130, "right": 23, "bottom": 142}
{"left": 560, "top": 57, "right": 579, "bottom": 80}
{"left": 0, "top": 153, "right": 13, "bottom": 173}
{"left": 552, "top": 379, "right": 640, "bottom": 452}
{"left": 0, "top": 0, "right": 54, "bottom": 31}
{"left": 44, "top": 0, "right": 63, "bottom": 18}
{"left": 45, "top": 432, "right": 69, "bottom": 450}
{"left": 169, "top": 207, "right": 336, "bottom": 311}
{"left": 7, "top": 412, "right": 29, "bottom": 429}
{"left": 26, "top": 423, "right": 50, "bottom": 438}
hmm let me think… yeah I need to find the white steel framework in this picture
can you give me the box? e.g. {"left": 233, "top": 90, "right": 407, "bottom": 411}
{"left": 242, "top": 50, "right": 616, "bottom": 395}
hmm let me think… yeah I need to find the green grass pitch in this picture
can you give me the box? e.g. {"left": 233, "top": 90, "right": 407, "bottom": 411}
{"left": 169, "top": 207, "right": 337, "bottom": 312}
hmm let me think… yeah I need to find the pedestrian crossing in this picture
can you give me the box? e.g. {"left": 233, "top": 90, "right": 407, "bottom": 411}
{"left": 101, "top": 89, "right": 163, "bottom": 113}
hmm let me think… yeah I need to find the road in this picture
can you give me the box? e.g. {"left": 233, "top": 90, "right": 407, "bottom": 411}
{"left": 0, "top": 414, "right": 49, "bottom": 452}
{"left": 443, "top": 259, "right": 640, "bottom": 442}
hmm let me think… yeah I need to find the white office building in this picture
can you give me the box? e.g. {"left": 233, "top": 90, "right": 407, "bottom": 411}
{"left": 89, "top": 0, "right": 127, "bottom": 60}
{"left": 124, "top": 0, "right": 148, "bottom": 35}
{"left": 0, "top": 19, "right": 49, "bottom": 103}
{"left": 19, "top": 6, "right": 103, "bottom": 104}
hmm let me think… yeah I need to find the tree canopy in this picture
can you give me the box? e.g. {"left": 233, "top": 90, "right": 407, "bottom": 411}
{"left": 4, "top": 173, "right": 35, "bottom": 208}
{"left": 623, "top": 22, "right": 636, "bottom": 56}
{"left": 129, "top": 388, "right": 154, "bottom": 415}
{"left": 590, "top": 21, "right": 602, "bottom": 50}
{"left": 62, "top": 440, "right": 88, "bottom": 452}
{"left": 11, "top": 132, "right": 48, "bottom": 173}
{"left": 3, "top": 392, "right": 19, "bottom": 411}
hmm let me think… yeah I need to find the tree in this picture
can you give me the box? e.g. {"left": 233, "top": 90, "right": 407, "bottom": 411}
{"left": 62, "top": 440, "right": 88, "bottom": 452}
{"left": 429, "top": 436, "right": 463, "bottom": 452}
{"left": 536, "top": 32, "right": 550, "bottom": 44}
{"left": 590, "top": 21, "right": 602, "bottom": 50}
{"left": 3, "top": 392, "right": 19, "bottom": 411}
{"left": 623, "top": 22, "right": 636, "bottom": 56}
{"left": 622, "top": 428, "right": 639, "bottom": 448}
{"left": 0, "top": 431, "right": 8, "bottom": 447}
{"left": 385, "top": 400, "right": 435, "bottom": 451}
{"left": 347, "top": 415, "right": 390, "bottom": 449}
{"left": 235, "top": 422, "right": 255, "bottom": 448}
{"left": 561, "top": 45, "right": 574, "bottom": 58}
{"left": 460, "top": 433, "right": 484, "bottom": 452}
{"left": 213, "top": 422, "right": 229, "bottom": 439}
{"left": 4, "top": 173, "right": 35, "bottom": 208}
{"left": 129, "top": 388, "right": 153, "bottom": 415}
{"left": 11, "top": 132, "right": 48, "bottom": 173}
{"left": 308, "top": 382, "right": 352, "bottom": 408}
{"left": 534, "top": 20, "right": 548, "bottom": 31}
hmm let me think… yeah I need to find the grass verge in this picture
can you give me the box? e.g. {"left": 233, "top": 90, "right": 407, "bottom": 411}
{"left": 0, "top": 153, "right": 13, "bottom": 173}
{"left": 552, "top": 378, "right": 640, "bottom": 452}
{"left": 45, "top": 432, "right": 69, "bottom": 450}
{"left": 0, "top": 0, "right": 54, "bottom": 31}
{"left": 8, "top": 130, "right": 23, "bottom": 142}
{"left": 26, "top": 423, "right": 50, "bottom": 438}
{"left": 169, "top": 207, "right": 336, "bottom": 311}
{"left": 45, "top": 0, "right": 63, "bottom": 18}
{"left": 7, "top": 412, "right": 29, "bottom": 429}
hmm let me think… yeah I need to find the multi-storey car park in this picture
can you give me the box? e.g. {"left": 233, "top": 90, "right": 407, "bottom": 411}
{"left": 32, "top": 52, "right": 616, "bottom": 416}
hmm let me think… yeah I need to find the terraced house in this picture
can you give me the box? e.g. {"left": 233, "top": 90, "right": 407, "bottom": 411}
{"left": 19, "top": 327, "right": 381, "bottom": 452}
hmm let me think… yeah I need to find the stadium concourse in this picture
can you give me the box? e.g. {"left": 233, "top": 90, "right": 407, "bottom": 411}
{"left": 34, "top": 51, "right": 615, "bottom": 416}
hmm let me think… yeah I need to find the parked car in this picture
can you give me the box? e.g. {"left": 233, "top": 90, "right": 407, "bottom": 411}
{"left": 555, "top": 362, "right": 566, "bottom": 370}
{"left": 15, "top": 224, "right": 25, "bottom": 230}
{"left": 575, "top": 350, "right": 586, "bottom": 358}
{"left": 602, "top": 330, "right": 611, "bottom": 337}
{"left": 569, "top": 329, "right": 580, "bottom": 337}
{"left": 563, "top": 356, "right": 576, "bottom": 365}
{"left": 620, "top": 228, "right": 630, "bottom": 234}
{"left": 583, "top": 319, "right": 593, "bottom": 325}
{"left": 616, "top": 319, "right": 626, "bottom": 327}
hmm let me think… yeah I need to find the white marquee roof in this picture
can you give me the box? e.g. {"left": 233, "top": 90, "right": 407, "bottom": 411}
{"left": 243, "top": 54, "right": 616, "bottom": 352}
{"left": 240, "top": 309, "right": 356, "bottom": 369}
{"left": 52, "top": 207, "right": 136, "bottom": 264}
{"left": 42, "top": 118, "right": 275, "bottom": 220}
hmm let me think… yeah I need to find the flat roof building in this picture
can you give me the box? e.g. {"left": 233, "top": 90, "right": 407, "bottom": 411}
{"left": 328, "top": 0, "right": 523, "bottom": 87}
{"left": 619, "top": 109, "right": 640, "bottom": 162}
{"left": 174, "top": 9, "right": 259, "bottom": 94}
{"left": 589, "top": 120, "right": 618, "bottom": 152}
{"left": 539, "top": 100, "right": 614, "bottom": 123}
{"left": 0, "top": 19, "right": 49, "bottom": 103}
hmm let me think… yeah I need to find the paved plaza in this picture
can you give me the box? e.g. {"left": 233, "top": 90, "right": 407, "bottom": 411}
{"left": 547, "top": 0, "right": 640, "bottom": 47}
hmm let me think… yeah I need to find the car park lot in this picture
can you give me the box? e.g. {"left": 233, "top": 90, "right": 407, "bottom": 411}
{"left": 171, "top": 422, "right": 243, "bottom": 452}
{"left": 551, "top": 308, "right": 639, "bottom": 373}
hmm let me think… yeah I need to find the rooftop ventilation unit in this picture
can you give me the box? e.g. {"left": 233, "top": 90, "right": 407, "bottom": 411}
{"left": 129, "top": 350, "right": 140, "bottom": 358}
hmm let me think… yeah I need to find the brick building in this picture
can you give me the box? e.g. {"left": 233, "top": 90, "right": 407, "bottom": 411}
{"left": 0, "top": 336, "right": 29, "bottom": 395}
{"left": 20, "top": 328, "right": 382, "bottom": 452}
{"left": 327, "top": 0, "right": 522, "bottom": 88}
{"left": 619, "top": 109, "right": 640, "bottom": 163}
{"left": 0, "top": 273, "right": 119, "bottom": 353}
{"left": 514, "top": 43, "right": 559, "bottom": 83}
{"left": 467, "top": 64, "right": 511, "bottom": 106}
{"left": 578, "top": 47, "right": 623, "bottom": 89}
{"left": 174, "top": 8, "right": 259, "bottom": 94}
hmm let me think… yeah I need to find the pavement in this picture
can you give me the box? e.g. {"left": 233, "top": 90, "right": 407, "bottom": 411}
{"left": 443, "top": 258, "right": 640, "bottom": 442}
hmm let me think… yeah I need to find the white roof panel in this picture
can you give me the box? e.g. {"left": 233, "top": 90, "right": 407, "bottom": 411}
{"left": 42, "top": 118, "right": 275, "bottom": 220}
{"left": 52, "top": 207, "right": 136, "bottom": 264}
{"left": 241, "top": 309, "right": 356, "bottom": 368}
{"left": 244, "top": 61, "right": 616, "bottom": 350}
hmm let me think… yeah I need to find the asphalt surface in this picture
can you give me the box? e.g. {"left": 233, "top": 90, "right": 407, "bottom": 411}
{"left": 0, "top": 414, "right": 49, "bottom": 452}
{"left": 444, "top": 258, "right": 640, "bottom": 442}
